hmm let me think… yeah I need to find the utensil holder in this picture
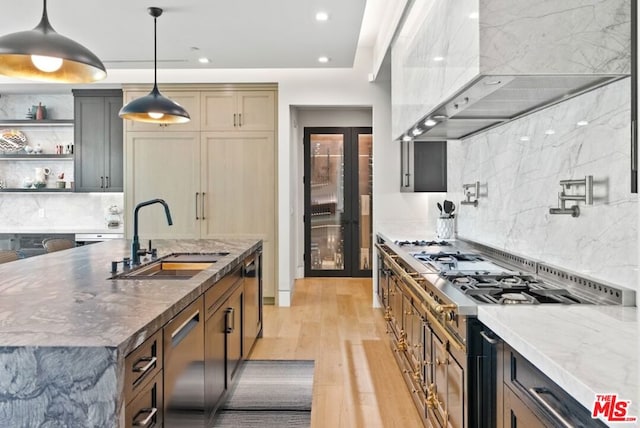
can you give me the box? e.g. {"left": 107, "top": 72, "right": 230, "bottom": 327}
{"left": 436, "top": 217, "right": 455, "bottom": 239}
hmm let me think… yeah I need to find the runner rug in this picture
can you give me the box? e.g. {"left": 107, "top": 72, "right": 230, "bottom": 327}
{"left": 211, "top": 359, "right": 314, "bottom": 427}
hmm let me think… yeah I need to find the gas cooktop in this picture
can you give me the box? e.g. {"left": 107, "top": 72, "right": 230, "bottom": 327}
{"left": 395, "top": 240, "right": 451, "bottom": 247}
{"left": 410, "top": 250, "right": 591, "bottom": 305}
{"left": 411, "top": 251, "right": 514, "bottom": 275}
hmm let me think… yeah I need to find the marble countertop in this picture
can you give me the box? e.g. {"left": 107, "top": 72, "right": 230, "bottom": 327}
{"left": 0, "top": 238, "right": 260, "bottom": 355}
{"left": 480, "top": 305, "right": 638, "bottom": 427}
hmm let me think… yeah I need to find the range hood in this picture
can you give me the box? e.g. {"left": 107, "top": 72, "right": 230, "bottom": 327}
{"left": 392, "top": 0, "right": 631, "bottom": 142}
{"left": 411, "top": 73, "right": 623, "bottom": 141}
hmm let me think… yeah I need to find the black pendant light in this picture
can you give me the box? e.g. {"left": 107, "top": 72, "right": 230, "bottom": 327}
{"left": 119, "top": 7, "right": 190, "bottom": 124}
{"left": 0, "top": 0, "right": 106, "bottom": 83}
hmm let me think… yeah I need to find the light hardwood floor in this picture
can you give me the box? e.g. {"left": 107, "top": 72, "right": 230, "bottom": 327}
{"left": 250, "top": 277, "right": 423, "bottom": 427}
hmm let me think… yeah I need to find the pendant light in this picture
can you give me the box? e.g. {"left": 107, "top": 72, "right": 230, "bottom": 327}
{"left": 0, "top": 0, "right": 106, "bottom": 83}
{"left": 119, "top": 7, "right": 190, "bottom": 124}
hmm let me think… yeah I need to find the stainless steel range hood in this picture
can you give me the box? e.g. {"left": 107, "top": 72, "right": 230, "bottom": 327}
{"left": 412, "top": 74, "right": 624, "bottom": 141}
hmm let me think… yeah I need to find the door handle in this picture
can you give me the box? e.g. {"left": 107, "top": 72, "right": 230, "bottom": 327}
{"left": 233, "top": 113, "right": 237, "bottom": 127}
{"left": 225, "top": 307, "right": 235, "bottom": 333}
{"left": 201, "top": 192, "right": 206, "bottom": 220}
{"left": 105, "top": 176, "right": 110, "bottom": 188}
{"left": 195, "top": 192, "right": 199, "bottom": 220}
{"left": 404, "top": 173, "right": 410, "bottom": 187}
{"left": 238, "top": 113, "right": 242, "bottom": 127}
{"left": 100, "top": 176, "right": 104, "bottom": 188}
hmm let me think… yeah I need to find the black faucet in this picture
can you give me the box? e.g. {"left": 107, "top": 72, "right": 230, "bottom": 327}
{"left": 132, "top": 198, "right": 173, "bottom": 265}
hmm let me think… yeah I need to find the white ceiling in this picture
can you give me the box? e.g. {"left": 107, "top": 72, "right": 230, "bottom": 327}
{"left": 2, "top": 0, "right": 374, "bottom": 70}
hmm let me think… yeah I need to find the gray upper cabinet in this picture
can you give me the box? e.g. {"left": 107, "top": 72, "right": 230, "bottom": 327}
{"left": 73, "top": 89, "right": 123, "bottom": 192}
{"left": 400, "top": 140, "right": 447, "bottom": 192}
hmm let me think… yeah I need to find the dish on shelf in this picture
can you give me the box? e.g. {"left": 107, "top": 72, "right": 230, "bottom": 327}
{"left": 0, "top": 129, "right": 27, "bottom": 153}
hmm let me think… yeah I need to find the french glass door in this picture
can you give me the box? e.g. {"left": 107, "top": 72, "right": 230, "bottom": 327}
{"left": 304, "top": 127, "right": 372, "bottom": 277}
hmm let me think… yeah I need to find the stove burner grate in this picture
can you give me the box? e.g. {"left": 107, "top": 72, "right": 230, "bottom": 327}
{"left": 396, "top": 240, "right": 451, "bottom": 247}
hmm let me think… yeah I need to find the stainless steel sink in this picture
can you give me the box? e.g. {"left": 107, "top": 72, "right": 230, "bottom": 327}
{"left": 111, "top": 252, "right": 229, "bottom": 280}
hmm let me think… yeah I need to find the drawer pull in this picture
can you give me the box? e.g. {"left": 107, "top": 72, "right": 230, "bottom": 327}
{"left": 528, "top": 387, "right": 575, "bottom": 428}
{"left": 133, "top": 407, "right": 158, "bottom": 427}
{"left": 132, "top": 356, "right": 157, "bottom": 375}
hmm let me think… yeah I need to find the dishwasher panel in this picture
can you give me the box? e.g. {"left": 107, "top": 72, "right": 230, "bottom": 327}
{"left": 164, "top": 297, "right": 205, "bottom": 428}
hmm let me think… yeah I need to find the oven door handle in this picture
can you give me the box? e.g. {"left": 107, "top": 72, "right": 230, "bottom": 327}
{"left": 528, "top": 387, "right": 576, "bottom": 428}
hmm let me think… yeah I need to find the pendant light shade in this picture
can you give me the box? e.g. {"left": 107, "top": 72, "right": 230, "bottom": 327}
{"left": 119, "top": 7, "right": 190, "bottom": 124}
{"left": 0, "top": 0, "right": 106, "bottom": 83}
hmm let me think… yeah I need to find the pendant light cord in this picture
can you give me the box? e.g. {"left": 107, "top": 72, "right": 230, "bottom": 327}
{"left": 153, "top": 13, "right": 158, "bottom": 91}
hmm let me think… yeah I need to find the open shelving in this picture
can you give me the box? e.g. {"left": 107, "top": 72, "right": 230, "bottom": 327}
{"left": 0, "top": 154, "right": 73, "bottom": 160}
{"left": 0, "top": 119, "right": 74, "bottom": 126}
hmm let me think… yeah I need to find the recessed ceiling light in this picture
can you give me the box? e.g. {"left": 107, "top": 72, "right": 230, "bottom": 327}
{"left": 424, "top": 119, "right": 437, "bottom": 127}
{"left": 402, "top": 135, "right": 412, "bottom": 142}
{"left": 520, "top": 136, "right": 530, "bottom": 142}
{"left": 318, "top": 56, "right": 330, "bottom": 63}
{"left": 433, "top": 56, "right": 445, "bottom": 62}
{"left": 469, "top": 12, "right": 479, "bottom": 19}
{"left": 545, "top": 129, "right": 556, "bottom": 135}
{"left": 577, "top": 120, "right": 589, "bottom": 126}
{"left": 198, "top": 57, "right": 210, "bottom": 64}
{"left": 315, "top": 11, "right": 329, "bottom": 21}
{"left": 412, "top": 128, "right": 423, "bottom": 136}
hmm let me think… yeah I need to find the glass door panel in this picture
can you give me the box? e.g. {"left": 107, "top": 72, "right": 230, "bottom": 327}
{"left": 309, "top": 133, "right": 345, "bottom": 271}
{"left": 304, "top": 127, "right": 372, "bottom": 277}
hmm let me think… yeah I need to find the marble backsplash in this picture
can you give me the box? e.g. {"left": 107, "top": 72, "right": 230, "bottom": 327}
{"left": 0, "top": 93, "right": 73, "bottom": 120}
{"left": 0, "top": 192, "right": 124, "bottom": 232}
{"left": 448, "top": 78, "right": 637, "bottom": 289}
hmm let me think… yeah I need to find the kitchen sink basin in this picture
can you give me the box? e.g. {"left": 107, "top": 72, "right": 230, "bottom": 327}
{"left": 111, "top": 252, "right": 230, "bottom": 280}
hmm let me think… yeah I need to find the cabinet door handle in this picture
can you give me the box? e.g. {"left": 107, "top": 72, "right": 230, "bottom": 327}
{"left": 528, "top": 387, "right": 575, "bottom": 428}
{"left": 233, "top": 113, "right": 237, "bottom": 127}
{"left": 132, "top": 407, "right": 158, "bottom": 427}
{"left": 100, "top": 176, "right": 104, "bottom": 188}
{"left": 105, "top": 176, "right": 110, "bottom": 188}
{"left": 225, "top": 307, "right": 235, "bottom": 333}
{"left": 238, "top": 113, "right": 242, "bottom": 127}
{"left": 201, "top": 192, "right": 206, "bottom": 220}
{"left": 195, "top": 192, "right": 199, "bottom": 220}
{"left": 404, "top": 173, "right": 410, "bottom": 187}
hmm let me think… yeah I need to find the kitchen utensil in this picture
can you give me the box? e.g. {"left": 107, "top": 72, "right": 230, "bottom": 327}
{"left": 449, "top": 202, "right": 456, "bottom": 217}
{"left": 437, "top": 202, "right": 443, "bottom": 215}
{"left": 443, "top": 200, "right": 454, "bottom": 216}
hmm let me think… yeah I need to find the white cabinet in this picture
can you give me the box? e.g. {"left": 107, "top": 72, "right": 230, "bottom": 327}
{"left": 201, "top": 91, "right": 275, "bottom": 131}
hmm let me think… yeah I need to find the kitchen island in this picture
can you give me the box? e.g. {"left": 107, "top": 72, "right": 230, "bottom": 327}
{"left": 0, "top": 238, "right": 261, "bottom": 428}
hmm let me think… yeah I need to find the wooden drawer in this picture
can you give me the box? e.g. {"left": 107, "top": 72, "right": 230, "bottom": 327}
{"left": 205, "top": 264, "right": 243, "bottom": 317}
{"left": 125, "top": 370, "right": 163, "bottom": 428}
{"left": 503, "top": 345, "right": 607, "bottom": 428}
{"left": 124, "top": 329, "right": 163, "bottom": 404}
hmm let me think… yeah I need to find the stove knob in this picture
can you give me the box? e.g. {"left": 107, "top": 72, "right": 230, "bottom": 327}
{"left": 447, "top": 311, "right": 455, "bottom": 322}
